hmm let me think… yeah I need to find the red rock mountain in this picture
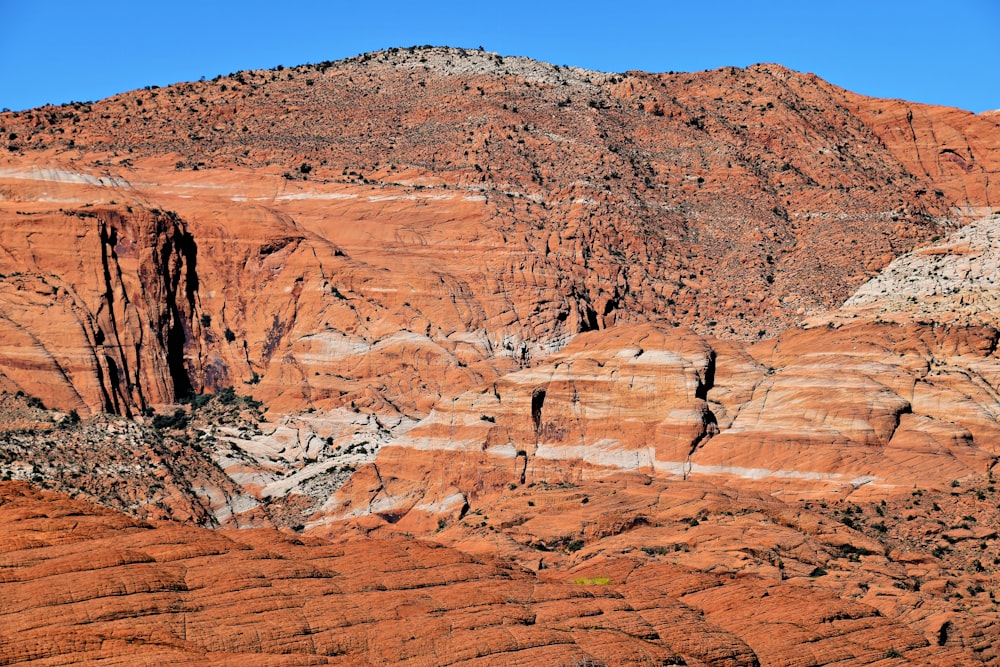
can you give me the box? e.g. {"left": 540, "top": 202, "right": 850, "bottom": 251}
{"left": 2, "top": 47, "right": 997, "bottom": 418}
{"left": 2, "top": 47, "right": 1000, "bottom": 666}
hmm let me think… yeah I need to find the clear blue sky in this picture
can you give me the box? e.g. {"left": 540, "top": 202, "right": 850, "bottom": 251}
{"left": 2, "top": 0, "right": 998, "bottom": 113}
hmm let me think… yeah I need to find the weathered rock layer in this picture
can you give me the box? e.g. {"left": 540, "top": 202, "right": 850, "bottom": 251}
{"left": 2, "top": 481, "right": 991, "bottom": 666}
{"left": 322, "top": 319, "right": 1000, "bottom": 532}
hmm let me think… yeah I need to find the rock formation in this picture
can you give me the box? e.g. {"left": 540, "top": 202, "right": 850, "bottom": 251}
{"left": 2, "top": 46, "right": 1000, "bottom": 665}
{"left": 2, "top": 480, "right": 993, "bottom": 666}
{"left": 320, "top": 318, "right": 1000, "bottom": 532}
{"left": 3, "top": 47, "right": 998, "bottom": 420}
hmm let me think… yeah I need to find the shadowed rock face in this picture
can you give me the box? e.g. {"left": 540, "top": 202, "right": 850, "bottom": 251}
{"left": 0, "top": 207, "right": 201, "bottom": 415}
{"left": 4, "top": 47, "right": 1000, "bottom": 666}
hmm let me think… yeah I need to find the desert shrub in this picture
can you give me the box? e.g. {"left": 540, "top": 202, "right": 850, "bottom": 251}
{"left": 152, "top": 409, "right": 188, "bottom": 430}
{"left": 216, "top": 386, "right": 238, "bottom": 405}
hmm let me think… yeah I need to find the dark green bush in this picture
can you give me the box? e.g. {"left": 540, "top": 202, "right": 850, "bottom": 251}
{"left": 152, "top": 409, "right": 189, "bottom": 431}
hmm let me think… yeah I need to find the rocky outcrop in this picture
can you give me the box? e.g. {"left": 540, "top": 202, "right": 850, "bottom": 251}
{"left": 812, "top": 212, "right": 1000, "bottom": 329}
{"left": 2, "top": 480, "right": 992, "bottom": 666}
{"left": 847, "top": 93, "right": 1000, "bottom": 212}
{"left": 321, "top": 318, "right": 1000, "bottom": 531}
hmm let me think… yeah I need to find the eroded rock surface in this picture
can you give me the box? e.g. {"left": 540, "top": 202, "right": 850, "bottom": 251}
{"left": 320, "top": 319, "right": 1000, "bottom": 533}
{"left": 813, "top": 213, "right": 1000, "bottom": 329}
{"left": 3, "top": 481, "right": 993, "bottom": 666}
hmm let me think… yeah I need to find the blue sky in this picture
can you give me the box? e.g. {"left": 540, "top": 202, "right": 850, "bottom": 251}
{"left": 2, "top": 0, "right": 997, "bottom": 113}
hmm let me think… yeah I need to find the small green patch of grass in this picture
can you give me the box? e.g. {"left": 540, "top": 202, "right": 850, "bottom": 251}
{"left": 572, "top": 577, "right": 611, "bottom": 586}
